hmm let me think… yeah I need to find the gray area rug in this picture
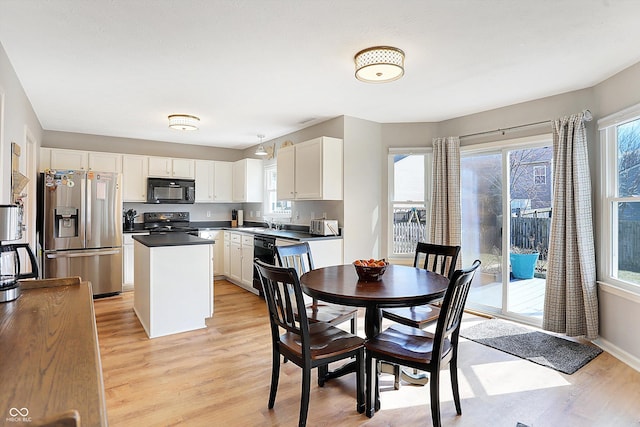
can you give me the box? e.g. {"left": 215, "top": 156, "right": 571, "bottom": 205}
{"left": 461, "top": 319, "right": 602, "bottom": 374}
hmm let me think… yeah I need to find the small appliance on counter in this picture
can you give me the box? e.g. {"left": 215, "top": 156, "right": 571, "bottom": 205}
{"left": 124, "top": 209, "right": 137, "bottom": 231}
{"left": 309, "top": 219, "right": 339, "bottom": 236}
{"left": 0, "top": 204, "right": 39, "bottom": 302}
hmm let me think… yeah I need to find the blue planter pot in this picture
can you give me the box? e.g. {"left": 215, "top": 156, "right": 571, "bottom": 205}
{"left": 510, "top": 253, "right": 539, "bottom": 279}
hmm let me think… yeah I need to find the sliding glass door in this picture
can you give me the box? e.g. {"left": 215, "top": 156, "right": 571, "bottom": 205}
{"left": 461, "top": 138, "right": 553, "bottom": 324}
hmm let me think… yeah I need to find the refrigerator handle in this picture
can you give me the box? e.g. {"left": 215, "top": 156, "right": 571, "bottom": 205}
{"left": 46, "top": 249, "right": 121, "bottom": 259}
{"left": 86, "top": 176, "right": 91, "bottom": 243}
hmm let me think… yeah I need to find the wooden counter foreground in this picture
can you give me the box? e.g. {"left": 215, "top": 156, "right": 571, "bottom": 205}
{"left": 0, "top": 277, "right": 108, "bottom": 426}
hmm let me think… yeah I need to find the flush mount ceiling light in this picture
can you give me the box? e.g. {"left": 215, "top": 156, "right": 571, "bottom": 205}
{"left": 255, "top": 134, "right": 267, "bottom": 156}
{"left": 354, "top": 46, "right": 405, "bottom": 83}
{"left": 168, "top": 114, "right": 200, "bottom": 131}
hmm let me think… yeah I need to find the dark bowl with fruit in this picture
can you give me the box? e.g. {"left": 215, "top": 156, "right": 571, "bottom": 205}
{"left": 353, "top": 259, "right": 388, "bottom": 282}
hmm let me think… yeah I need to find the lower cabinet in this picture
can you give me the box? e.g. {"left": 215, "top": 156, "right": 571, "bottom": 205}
{"left": 225, "top": 231, "right": 255, "bottom": 294}
{"left": 123, "top": 232, "right": 149, "bottom": 289}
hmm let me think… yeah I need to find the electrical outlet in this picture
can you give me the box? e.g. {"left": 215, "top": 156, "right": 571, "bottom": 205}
{"left": 311, "top": 212, "right": 315, "bottom": 220}
{"left": 206, "top": 211, "right": 211, "bottom": 218}
{"left": 295, "top": 211, "right": 300, "bottom": 220}
{"left": 256, "top": 210, "right": 261, "bottom": 217}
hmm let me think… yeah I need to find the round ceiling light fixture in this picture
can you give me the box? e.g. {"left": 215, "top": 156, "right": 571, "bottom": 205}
{"left": 354, "top": 46, "right": 405, "bottom": 83}
{"left": 168, "top": 114, "right": 200, "bottom": 131}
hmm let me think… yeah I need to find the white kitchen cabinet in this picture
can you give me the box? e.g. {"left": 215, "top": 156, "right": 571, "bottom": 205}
{"left": 88, "top": 151, "right": 122, "bottom": 172}
{"left": 276, "top": 136, "right": 343, "bottom": 200}
{"left": 276, "top": 146, "right": 295, "bottom": 200}
{"left": 148, "top": 156, "right": 195, "bottom": 179}
{"left": 198, "top": 229, "right": 223, "bottom": 277}
{"left": 50, "top": 148, "right": 88, "bottom": 170}
{"left": 195, "top": 160, "right": 233, "bottom": 203}
{"left": 229, "top": 233, "right": 243, "bottom": 284}
{"left": 232, "top": 158, "right": 263, "bottom": 202}
{"left": 123, "top": 232, "right": 149, "bottom": 290}
{"left": 195, "top": 160, "right": 215, "bottom": 202}
{"left": 122, "top": 155, "right": 149, "bottom": 202}
{"left": 172, "top": 158, "right": 195, "bottom": 178}
{"left": 213, "top": 161, "right": 233, "bottom": 202}
{"left": 225, "top": 231, "right": 255, "bottom": 293}
{"left": 241, "top": 234, "right": 254, "bottom": 288}
{"left": 223, "top": 231, "right": 231, "bottom": 276}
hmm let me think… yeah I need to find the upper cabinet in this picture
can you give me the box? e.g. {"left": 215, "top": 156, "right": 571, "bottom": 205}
{"left": 49, "top": 148, "right": 87, "bottom": 170}
{"left": 45, "top": 148, "right": 122, "bottom": 173}
{"left": 213, "top": 161, "right": 233, "bottom": 202}
{"left": 148, "top": 156, "right": 195, "bottom": 179}
{"left": 195, "top": 160, "right": 233, "bottom": 203}
{"left": 277, "top": 136, "right": 343, "bottom": 200}
{"left": 88, "top": 151, "right": 122, "bottom": 173}
{"left": 232, "top": 158, "right": 263, "bottom": 202}
{"left": 122, "top": 155, "right": 149, "bottom": 202}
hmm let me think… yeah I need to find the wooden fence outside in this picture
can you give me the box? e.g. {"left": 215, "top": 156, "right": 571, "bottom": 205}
{"left": 619, "top": 220, "right": 640, "bottom": 271}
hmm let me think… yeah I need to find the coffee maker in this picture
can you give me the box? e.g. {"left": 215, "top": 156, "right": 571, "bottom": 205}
{"left": 0, "top": 204, "right": 39, "bottom": 302}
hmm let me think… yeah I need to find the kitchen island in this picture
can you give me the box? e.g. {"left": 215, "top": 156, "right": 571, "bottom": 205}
{"left": 132, "top": 233, "right": 214, "bottom": 339}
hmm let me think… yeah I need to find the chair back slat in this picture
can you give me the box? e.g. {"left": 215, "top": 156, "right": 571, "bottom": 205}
{"left": 255, "top": 259, "right": 310, "bottom": 346}
{"left": 275, "top": 242, "right": 315, "bottom": 276}
{"left": 414, "top": 242, "right": 461, "bottom": 279}
{"left": 432, "top": 260, "right": 481, "bottom": 362}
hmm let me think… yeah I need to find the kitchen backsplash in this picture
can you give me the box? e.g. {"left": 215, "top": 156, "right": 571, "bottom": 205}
{"left": 123, "top": 200, "right": 344, "bottom": 225}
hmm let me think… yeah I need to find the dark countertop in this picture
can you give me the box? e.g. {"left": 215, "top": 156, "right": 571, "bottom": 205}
{"left": 132, "top": 233, "right": 215, "bottom": 248}
{"left": 124, "top": 221, "right": 342, "bottom": 241}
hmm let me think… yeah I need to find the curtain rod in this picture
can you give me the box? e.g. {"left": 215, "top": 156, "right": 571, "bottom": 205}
{"left": 459, "top": 109, "right": 593, "bottom": 139}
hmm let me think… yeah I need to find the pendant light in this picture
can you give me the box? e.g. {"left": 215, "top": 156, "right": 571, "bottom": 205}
{"left": 255, "top": 134, "right": 267, "bottom": 156}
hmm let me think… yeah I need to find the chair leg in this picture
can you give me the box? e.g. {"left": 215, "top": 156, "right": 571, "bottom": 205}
{"left": 268, "top": 350, "right": 281, "bottom": 409}
{"left": 318, "top": 364, "right": 327, "bottom": 387}
{"left": 393, "top": 363, "right": 400, "bottom": 390}
{"left": 299, "top": 366, "right": 311, "bottom": 427}
{"left": 350, "top": 315, "right": 357, "bottom": 335}
{"left": 430, "top": 368, "right": 441, "bottom": 427}
{"left": 365, "top": 353, "right": 376, "bottom": 418}
{"left": 450, "top": 358, "right": 462, "bottom": 415}
{"left": 356, "top": 350, "right": 365, "bottom": 414}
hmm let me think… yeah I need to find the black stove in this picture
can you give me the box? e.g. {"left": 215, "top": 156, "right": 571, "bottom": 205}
{"left": 143, "top": 212, "right": 198, "bottom": 234}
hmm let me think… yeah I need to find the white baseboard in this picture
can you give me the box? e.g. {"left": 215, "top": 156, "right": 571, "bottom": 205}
{"left": 592, "top": 337, "right": 640, "bottom": 373}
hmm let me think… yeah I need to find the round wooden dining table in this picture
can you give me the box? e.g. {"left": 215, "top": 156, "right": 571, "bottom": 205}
{"left": 300, "top": 263, "right": 450, "bottom": 340}
{"left": 300, "top": 263, "right": 450, "bottom": 414}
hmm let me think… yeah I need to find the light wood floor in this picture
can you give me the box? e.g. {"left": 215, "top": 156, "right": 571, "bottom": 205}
{"left": 94, "top": 280, "right": 640, "bottom": 427}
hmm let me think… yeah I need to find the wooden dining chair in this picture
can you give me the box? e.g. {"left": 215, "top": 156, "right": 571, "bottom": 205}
{"left": 254, "top": 259, "right": 365, "bottom": 427}
{"left": 381, "top": 243, "right": 461, "bottom": 388}
{"left": 275, "top": 242, "right": 358, "bottom": 335}
{"left": 365, "top": 259, "right": 480, "bottom": 425}
{"left": 382, "top": 242, "right": 461, "bottom": 329}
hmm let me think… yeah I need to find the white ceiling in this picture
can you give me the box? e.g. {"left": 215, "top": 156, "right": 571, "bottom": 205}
{"left": 2, "top": 0, "right": 640, "bottom": 150}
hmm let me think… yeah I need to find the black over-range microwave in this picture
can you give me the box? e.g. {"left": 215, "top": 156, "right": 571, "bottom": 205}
{"left": 147, "top": 177, "right": 195, "bottom": 204}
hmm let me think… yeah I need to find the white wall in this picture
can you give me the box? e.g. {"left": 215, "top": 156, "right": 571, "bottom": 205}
{"left": 0, "top": 42, "right": 42, "bottom": 204}
{"left": 343, "top": 116, "right": 382, "bottom": 262}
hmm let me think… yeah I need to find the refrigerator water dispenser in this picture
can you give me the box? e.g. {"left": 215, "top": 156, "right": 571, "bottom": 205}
{"left": 55, "top": 207, "right": 78, "bottom": 238}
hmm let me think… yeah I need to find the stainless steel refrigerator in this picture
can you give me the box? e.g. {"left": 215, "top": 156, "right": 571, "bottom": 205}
{"left": 41, "top": 170, "right": 122, "bottom": 296}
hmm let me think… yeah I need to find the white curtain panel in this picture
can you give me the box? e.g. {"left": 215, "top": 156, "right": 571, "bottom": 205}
{"left": 543, "top": 112, "right": 599, "bottom": 339}
{"left": 430, "top": 137, "right": 461, "bottom": 255}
